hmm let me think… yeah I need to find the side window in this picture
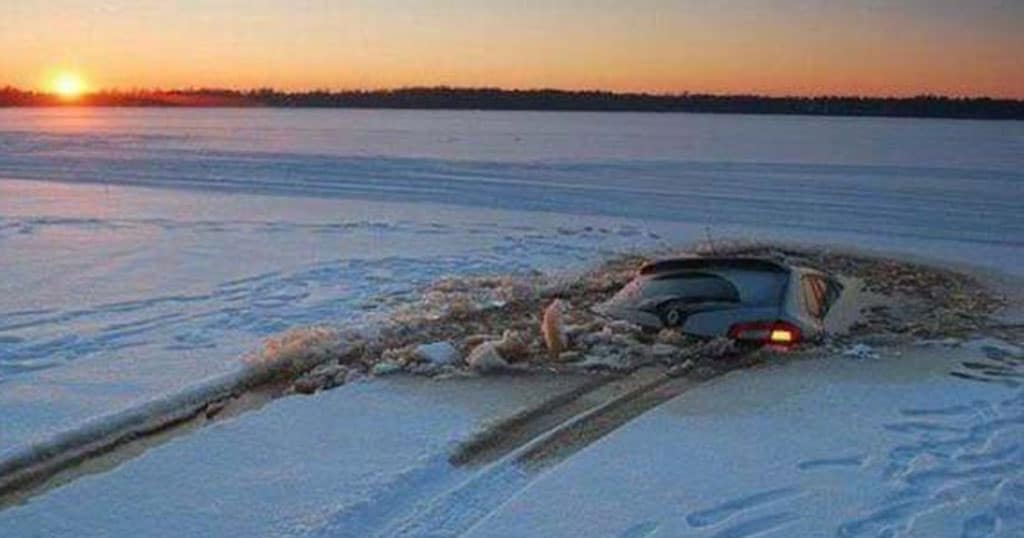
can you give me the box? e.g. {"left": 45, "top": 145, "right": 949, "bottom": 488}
{"left": 801, "top": 275, "right": 827, "bottom": 319}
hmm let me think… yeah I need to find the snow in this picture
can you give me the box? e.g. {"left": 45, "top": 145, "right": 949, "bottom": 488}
{"left": 4, "top": 342, "right": 1018, "bottom": 537}
{"left": 0, "top": 179, "right": 671, "bottom": 459}
{"left": 464, "top": 343, "right": 1024, "bottom": 538}
{"left": 1, "top": 109, "right": 1022, "bottom": 535}
{"left": 843, "top": 343, "right": 881, "bottom": 360}
{"left": 414, "top": 342, "right": 459, "bottom": 366}
{"left": 0, "top": 375, "right": 592, "bottom": 537}
{"left": 371, "top": 361, "right": 403, "bottom": 376}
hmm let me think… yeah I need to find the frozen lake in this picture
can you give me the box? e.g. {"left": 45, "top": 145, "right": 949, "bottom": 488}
{"left": 1, "top": 109, "right": 1022, "bottom": 474}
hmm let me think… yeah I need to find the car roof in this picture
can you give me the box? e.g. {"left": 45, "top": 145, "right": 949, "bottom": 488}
{"left": 639, "top": 257, "right": 791, "bottom": 276}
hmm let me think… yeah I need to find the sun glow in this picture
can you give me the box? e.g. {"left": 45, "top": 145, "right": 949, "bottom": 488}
{"left": 52, "top": 72, "right": 87, "bottom": 100}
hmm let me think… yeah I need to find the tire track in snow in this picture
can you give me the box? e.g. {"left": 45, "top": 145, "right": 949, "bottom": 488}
{"left": 303, "top": 369, "right": 709, "bottom": 537}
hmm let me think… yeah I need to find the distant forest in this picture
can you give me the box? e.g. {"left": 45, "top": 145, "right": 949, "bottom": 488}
{"left": 2, "top": 86, "right": 1022, "bottom": 119}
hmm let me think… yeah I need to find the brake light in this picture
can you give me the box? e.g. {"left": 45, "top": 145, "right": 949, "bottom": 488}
{"left": 728, "top": 321, "right": 802, "bottom": 346}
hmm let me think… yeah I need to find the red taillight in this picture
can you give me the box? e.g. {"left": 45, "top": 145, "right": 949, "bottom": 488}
{"left": 728, "top": 321, "right": 802, "bottom": 346}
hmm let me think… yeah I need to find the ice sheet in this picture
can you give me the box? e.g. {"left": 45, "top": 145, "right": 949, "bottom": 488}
{"left": 0, "top": 374, "right": 591, "bottom": 537}
{"left": 1, "top": 110, "right": 1021, "bottom": 528}
{"left": 465, "top": 343, "right": 1024, "bottom": 538}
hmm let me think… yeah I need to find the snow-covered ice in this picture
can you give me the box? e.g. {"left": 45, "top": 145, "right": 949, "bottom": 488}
{"left": 0, "top": 178, "right": 675, "bottom": 461}
{"left": 0, "top": 375, "right": 593, "bottom": 537}
{"left": 3, "top": 341, "right": 1019, "bottom": 537}
{"left": 1, "top": 109, "right": 1022, "bottom": 535}
{"left": 463, "top": 343, "right": 1024, "bottom": 538}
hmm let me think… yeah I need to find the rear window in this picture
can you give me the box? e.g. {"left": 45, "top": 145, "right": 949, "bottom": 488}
{"left": 718, "top": 269, "right": 788, "bottom": 305}
{"left": 651, "top": 274, "right": 741, "bottom": 302}
{"left": 609, "top": 273, "right": 740, "bottom": 305}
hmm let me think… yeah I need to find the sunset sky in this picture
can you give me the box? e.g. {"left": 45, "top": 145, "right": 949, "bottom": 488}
{"left": 2, "top": 0, "right": 1022, "bottom": 97}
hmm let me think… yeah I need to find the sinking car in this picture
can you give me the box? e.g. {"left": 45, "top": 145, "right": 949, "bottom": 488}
{"left": 597, "top": 257, "right": 843, "bottom": 345}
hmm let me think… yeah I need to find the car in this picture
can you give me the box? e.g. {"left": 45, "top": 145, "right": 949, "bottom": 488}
{"left": 596, "top": 256, "right": 843, "bottom": 345}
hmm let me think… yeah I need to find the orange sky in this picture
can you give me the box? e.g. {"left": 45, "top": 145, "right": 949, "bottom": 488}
{"left": 2, "top": 1, "right": 1022, "bottom": 97}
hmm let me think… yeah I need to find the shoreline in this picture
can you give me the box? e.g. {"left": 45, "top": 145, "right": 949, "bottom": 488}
{"left": 3, "top": 105, "right": 1022, "bottom": 122}
{"left": 3, "top": 88, "right": 1022, "bottom": 120}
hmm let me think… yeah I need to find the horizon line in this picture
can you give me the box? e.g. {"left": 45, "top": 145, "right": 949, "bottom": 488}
{"left": 3, "top": 85, "right": 1023, "bottom": 102}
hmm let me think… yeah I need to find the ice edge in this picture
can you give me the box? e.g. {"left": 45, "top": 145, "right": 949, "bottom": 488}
{"left": 0, "top": 338, "right": 359, "bottom": 497}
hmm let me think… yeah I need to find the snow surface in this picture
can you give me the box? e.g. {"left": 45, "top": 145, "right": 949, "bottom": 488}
{"left": 1, "top": 109, "right": 1022, "bottom": 535}
{"left": 2, "top": 343, "right": 1019, "bottom": 537}
{"left": 0, "top": 375, "right": 591, "bottom": 537}
{"left": 5, "top": 110, "right": 1019, "bottom": 460}
{"left": 463, "top": 343, "right": 1023, "bottom": 538}
{"left": 0, "top": 178, "right": 674, "bottom": 458}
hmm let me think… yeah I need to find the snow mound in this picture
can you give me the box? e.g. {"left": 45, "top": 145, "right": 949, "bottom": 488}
{"left": 244, "top": 327, "right": 345, "bottom": 373}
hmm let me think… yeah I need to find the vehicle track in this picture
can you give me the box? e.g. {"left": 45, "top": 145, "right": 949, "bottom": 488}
{"left": 349, "top": 366, "right": 718, "bottom": 538}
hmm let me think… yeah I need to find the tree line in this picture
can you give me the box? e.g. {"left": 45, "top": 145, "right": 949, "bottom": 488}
{"left": 2, "top": 86, "right": 1021, "bottom": 119}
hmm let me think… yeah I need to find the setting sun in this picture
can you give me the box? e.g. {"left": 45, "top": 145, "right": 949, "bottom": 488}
{"left": 52, "top": 72, "right": 87, "bottom": 100}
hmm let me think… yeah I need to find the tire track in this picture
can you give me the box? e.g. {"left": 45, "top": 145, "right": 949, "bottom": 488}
{"left": 308, "top": 366, "right": 714, "bottom": 537}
